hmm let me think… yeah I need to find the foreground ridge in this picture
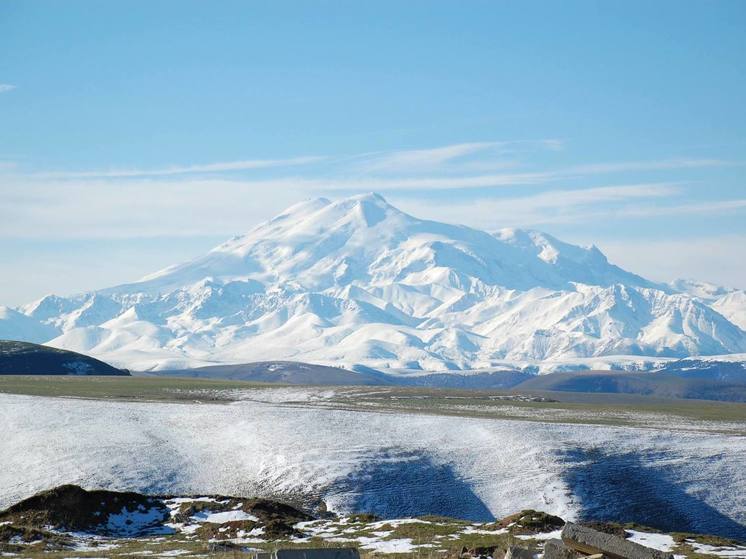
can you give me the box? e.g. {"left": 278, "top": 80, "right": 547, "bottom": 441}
{"left": 1, "top": 485, "right": 744, "bottom": 559}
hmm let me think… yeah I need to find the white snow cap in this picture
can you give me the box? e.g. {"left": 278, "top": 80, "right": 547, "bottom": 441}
{"left": 4, "top": 192, "right": 745, "bottom": 371}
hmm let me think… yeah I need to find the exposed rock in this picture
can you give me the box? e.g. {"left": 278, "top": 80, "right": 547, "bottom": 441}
{"left": 461, "top": 544, "right": 505, "bottom": 559}
{"left": 346, "top": 512, "right": 380, "bottom": 523}
{"left": 275, "top": 549, "right": 360, "bottom": 559}
{"left": 0, "top": 523, "right": 73, "bottom": 550}
{"left": 562, "top": 522, "right": 674, "bottom": 559}
{"left": 543, "top": 538, "right": 583, "bottom": 559}
{"left": 241, "top": 496, "right": 314, "bottom": 525}
{"left": 243, "top": 497, "right": 314, "bottom": 538}
{"left": 498, "top": 509, "right": 565, "bottom": 534}
{"left": 579, "top": 521, "right": 628, "bottom": 538}
{"left": 207, "top": 541, "right": 257, "bottom": 553}
{"left": 194, "top": 519, "right": 258, "bottom": 540}
{"left": 0, "top": 484, "right": 168, "bottom": 536}
{"left": 0, "top": 485, "right": 318, "bottom": 543}
{"left": 504, "top": 546, "right": 535, "bottom": 559}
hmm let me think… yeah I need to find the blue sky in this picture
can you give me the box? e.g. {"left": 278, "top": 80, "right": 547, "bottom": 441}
{"left": 1, "top": 1, "right": 745, "bottom": 304}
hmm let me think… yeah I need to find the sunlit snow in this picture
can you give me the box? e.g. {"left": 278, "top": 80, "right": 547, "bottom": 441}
{"left": 2, "top": 391, "right": 745, "bottom": 540}
{"left": 4, "top": 193, "right": 743, "bottom": 371}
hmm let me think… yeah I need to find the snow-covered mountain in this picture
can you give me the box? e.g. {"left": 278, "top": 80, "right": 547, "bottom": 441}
{"left": 0, "top": 306, "right": 59, "bottom": 344}
{"left": 5, "top": 193, "right": 746, "bottom": 371}
{"left": 668, "top": 279, "right": 746, "bottom": 331}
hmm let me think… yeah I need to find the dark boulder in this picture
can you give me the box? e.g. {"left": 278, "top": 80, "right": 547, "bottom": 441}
{"left": 562, "top": 522, "right": 673, "bottom": 559}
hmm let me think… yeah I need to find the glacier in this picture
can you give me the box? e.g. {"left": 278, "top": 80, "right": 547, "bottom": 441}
{"left": 3, "top": 192, "right": 746, "bottom": 371}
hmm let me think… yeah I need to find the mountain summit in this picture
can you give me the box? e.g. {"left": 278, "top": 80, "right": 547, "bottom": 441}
{"left": 9, "top": 193, "right": 746, "bottom": 371}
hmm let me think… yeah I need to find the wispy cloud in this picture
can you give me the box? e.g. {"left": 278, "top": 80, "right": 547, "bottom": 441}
{"left": 35, "top": 155, "right": 326, "bottom": 179}
{"left": 394, "top": 183, "right": 681, "bottom": 229}
{"left": 354, "top": 139, "right": 564, "bottom": 173}
{"left": 312, "top": 171, "right": 557, "bottom": 191}
{"left": 395, "top": 183, "right": 746, "bottom": 232}
{"left": 0, "top": 84, "right": 16, "bottom": 93}
{"left": 355, "top": 142, "right": 500, "bottom": 173}
{"left": 615, "top": 198, "right": 746, "bottom": 218}
{"left": 2, "top": 140, "right": 742, "bottom": 241}
{"left": 565, "top": 158, "right": 731, "bottom": 174}
{"left": 0, "top": 176, "right": 308, "bottom": 239}
{"left": 17, "top": 142, "right": 735, "bottom": 190}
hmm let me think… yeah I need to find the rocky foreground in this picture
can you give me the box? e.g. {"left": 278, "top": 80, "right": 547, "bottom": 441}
{"left": 0, "top": 485, "right": 744, "bottom": 559}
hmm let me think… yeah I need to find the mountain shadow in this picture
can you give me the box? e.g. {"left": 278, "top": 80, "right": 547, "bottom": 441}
{"left": 561, "top": 446, "right": 746, "bottom": 541}
{"left": 331, "top": 450, "right": 493, "bottom": 521}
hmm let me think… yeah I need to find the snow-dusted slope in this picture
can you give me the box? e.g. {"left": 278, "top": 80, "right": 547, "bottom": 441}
{"left": 0, "top": 306, "right": 60, "bottom": 344}
{"left": 9, "top": 193, "right": 746, "bottom": 371}
{"left": 667, "top": 279, "right": 746, "bottom": 331}
{"left": 2, "top": 390, "right": 746, "bottom": 537}
{"left": 711, "top": 292, "right": 746, "bottom": 331}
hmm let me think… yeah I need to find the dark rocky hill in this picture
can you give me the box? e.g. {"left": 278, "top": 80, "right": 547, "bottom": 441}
{"left": 0, "top": 340, "right": 128, "bottom": 375}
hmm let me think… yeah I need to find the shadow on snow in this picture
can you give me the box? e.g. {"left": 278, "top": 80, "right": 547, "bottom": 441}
{"left": 561, "top": 447, "right": 746, "bottom": 541}
{"left": 331, "top": 450, "right": 494, "bottom": 522}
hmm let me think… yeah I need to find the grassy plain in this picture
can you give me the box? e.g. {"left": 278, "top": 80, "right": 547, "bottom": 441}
{"left": 1, "top": 375, "right": 744, "bottom": 433}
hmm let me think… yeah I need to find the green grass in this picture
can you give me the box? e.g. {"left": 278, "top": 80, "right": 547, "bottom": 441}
{"left": 330, "top": 387, "right": 746, "bottom": 426}
{"left": 0, "top": 375, "right": 269, "bottom": 402}
{"left": 382, "top": 522, "right": 464, "bottom": 544}
{"left": 0, "top": 375, "right": 744, "bottom": 431}
{"left": 2, "top": 512, "right": 742, "bottom": 559}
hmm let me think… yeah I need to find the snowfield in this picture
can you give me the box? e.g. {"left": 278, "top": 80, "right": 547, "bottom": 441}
{"left": 1, "top": 390, "right": 745, "bottom": 540}
{"left": 2, "top": 193, "right": 745, "bottom": 372}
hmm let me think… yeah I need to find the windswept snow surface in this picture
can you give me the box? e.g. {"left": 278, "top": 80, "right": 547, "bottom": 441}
{"left": 5, "top": 193, "right": 745, "bottom": 371}
{"left": 1, "top": 390, "right": 745, "bottom": 539}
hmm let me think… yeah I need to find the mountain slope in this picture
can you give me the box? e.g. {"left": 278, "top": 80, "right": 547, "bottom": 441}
{"left": 667, "top": 279, "right": 746, "bottom": 331}
{"left": 7, "top": 193, "right": 746, "bottom": 371}
{"left": 0, "top": 307, "right": 60, "bottom": 344}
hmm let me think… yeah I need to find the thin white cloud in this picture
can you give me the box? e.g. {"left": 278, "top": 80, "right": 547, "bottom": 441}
{"left": 356, "top": 142, "right": 500, "bottom": 173}
{"left": 396, "top": 185, "right": 746, "bottom": 231}
{"left": 353, "top": 139, "right": 564, "bottom": 173}
{"left": 540, "top": 139, "right": 565, "bottom": 151}
{"left": 393, "top": 183, "right": 680, "bottom": 229}
{"left": 21, "top": 169, "right": 562, "bottom": 191}
{"left": 16, "top": 141, "right": 735, "bottom": 190}
{"left": 0, "top": 176, "right": 310, "bottom": 239}
{"left": 7, "top": 172, "right": 743, "bottom": 241}
{"left": 615, "top": 198, "right": 746, "bottom": 218}
{"left": 315, "top": 171, "right": 557, "bottom": 190}
{"left": 0, "top": 84, "right": 16, "bottom": 93}
{"left": 35, "top": 155, "right": 326, "bottom": 179}
{"left": 565, "top": 158, "right": 731, "bottom": 174}
{"left": 2, "top": 140, "right": 742, "bottom": 241}
{"left": 1, "top": 172, "right": 568, "bottom": 239}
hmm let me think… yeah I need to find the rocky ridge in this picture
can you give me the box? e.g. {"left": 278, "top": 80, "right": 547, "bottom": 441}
{"left": 0, "top": 485, "right": 743, "bottom": 558}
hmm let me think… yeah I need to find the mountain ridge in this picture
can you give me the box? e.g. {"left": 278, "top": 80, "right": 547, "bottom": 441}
{"left": 3, "top": 193, "right": 746, "bottom": 371}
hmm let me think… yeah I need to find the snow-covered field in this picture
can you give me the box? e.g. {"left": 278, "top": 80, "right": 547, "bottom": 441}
{"left": 2, "top": 388, "right": 745, "bottom": 540}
